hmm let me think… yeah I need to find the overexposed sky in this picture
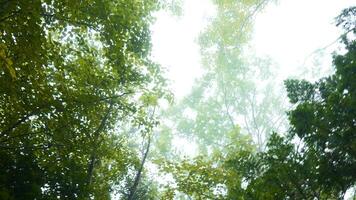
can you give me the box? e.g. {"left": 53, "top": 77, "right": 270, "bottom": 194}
{"left": 151, "top": 0, "right": 215, "bottom": 99}
{"left": 151, "top": 0, "right": 356, "bottom": 98}
{"left": 253, "top": 0, "right": 356, "bottom": 81}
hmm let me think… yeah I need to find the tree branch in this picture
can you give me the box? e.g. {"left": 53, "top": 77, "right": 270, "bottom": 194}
{"left": 86, "top": 101, "right": 114, "bottom": 187}
{"left": 41, "top": 12, "right": 99, "bottom": 30}
{"left": 0, "top": 107, "right": 43, "bottom": 138}
{"left": 127, "top": 134, "right": 151, "bottom": 200}
{"left": 127, "top": 107, "right": 156, "bottom": 200}
{"left": 0, "top": 10, "right": 20, "bottom": 23}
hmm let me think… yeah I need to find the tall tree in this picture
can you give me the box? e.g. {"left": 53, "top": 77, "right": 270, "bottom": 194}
{"left": 232, "top": 7, "right": 356, "bottom": 199}
{"left": 284, "top": 7, "right": 356, "bottom": 196}
{"left": 155, "top": 0, "right": 285, "bottom": 161}
{"left": 0, "top": 0, "right": 166, "bottom": 199}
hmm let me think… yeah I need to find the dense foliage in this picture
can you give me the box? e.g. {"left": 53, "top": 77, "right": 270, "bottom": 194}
{"left": 0, "top": 0, "right": 165, "bottom": 199}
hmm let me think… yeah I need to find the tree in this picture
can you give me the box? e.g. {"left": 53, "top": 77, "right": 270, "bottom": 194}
{"left": 159, "top": 134, "right": 254, "bottom": 200}
{"left": 0, "top": 0, "right": 166, "bottom": 199}
{"left": 235, "top": 7, "right": 356, "bottom": 199}
{"left": 154, "top": 0, "right": 288, "bottom": 198}
{"left": 284, "top": 8, "right": 356, "bottom": 196}
{"left": 156, "top": 0, "right": 285, "bottom": 159}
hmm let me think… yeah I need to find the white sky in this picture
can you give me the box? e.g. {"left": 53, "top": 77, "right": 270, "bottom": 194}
{"left": 253, "top": 0, "right": 356, "bottom": 82}
{"left": 151, "top": 0, "right": 356, "bottom": 99}
{"left": 151, "top": 0, "right": 215, "bottom": 99}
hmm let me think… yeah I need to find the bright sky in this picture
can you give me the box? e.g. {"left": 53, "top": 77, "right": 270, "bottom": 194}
{"left": 151, "top": 0, "right": 215, "bottom": 99}
{"left": 151, "top": 0, "right": 356, "bottom": 99}
{"left": 253, "top": 0, "right": 356, "bottom": 82}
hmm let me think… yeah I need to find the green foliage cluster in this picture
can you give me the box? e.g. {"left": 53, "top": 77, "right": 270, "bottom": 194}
{"left": 0, "top": 0, "right": 166, "bottom": 199}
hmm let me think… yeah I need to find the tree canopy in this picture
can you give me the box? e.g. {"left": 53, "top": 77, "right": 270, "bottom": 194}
{"left": 0, "top": 0, "right": 355, "bottom": 199}
{"left": 0, "top": 0, "right": 165, "bottom": 199}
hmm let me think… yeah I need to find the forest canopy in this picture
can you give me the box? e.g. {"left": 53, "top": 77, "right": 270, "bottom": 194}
{"left": 0, "top": 0, "right": 355, "bottom": 199}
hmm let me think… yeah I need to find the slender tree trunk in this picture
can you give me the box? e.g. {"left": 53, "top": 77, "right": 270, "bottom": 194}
{"left": 127, "top": 135, "right": 151, "bottom": 200}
